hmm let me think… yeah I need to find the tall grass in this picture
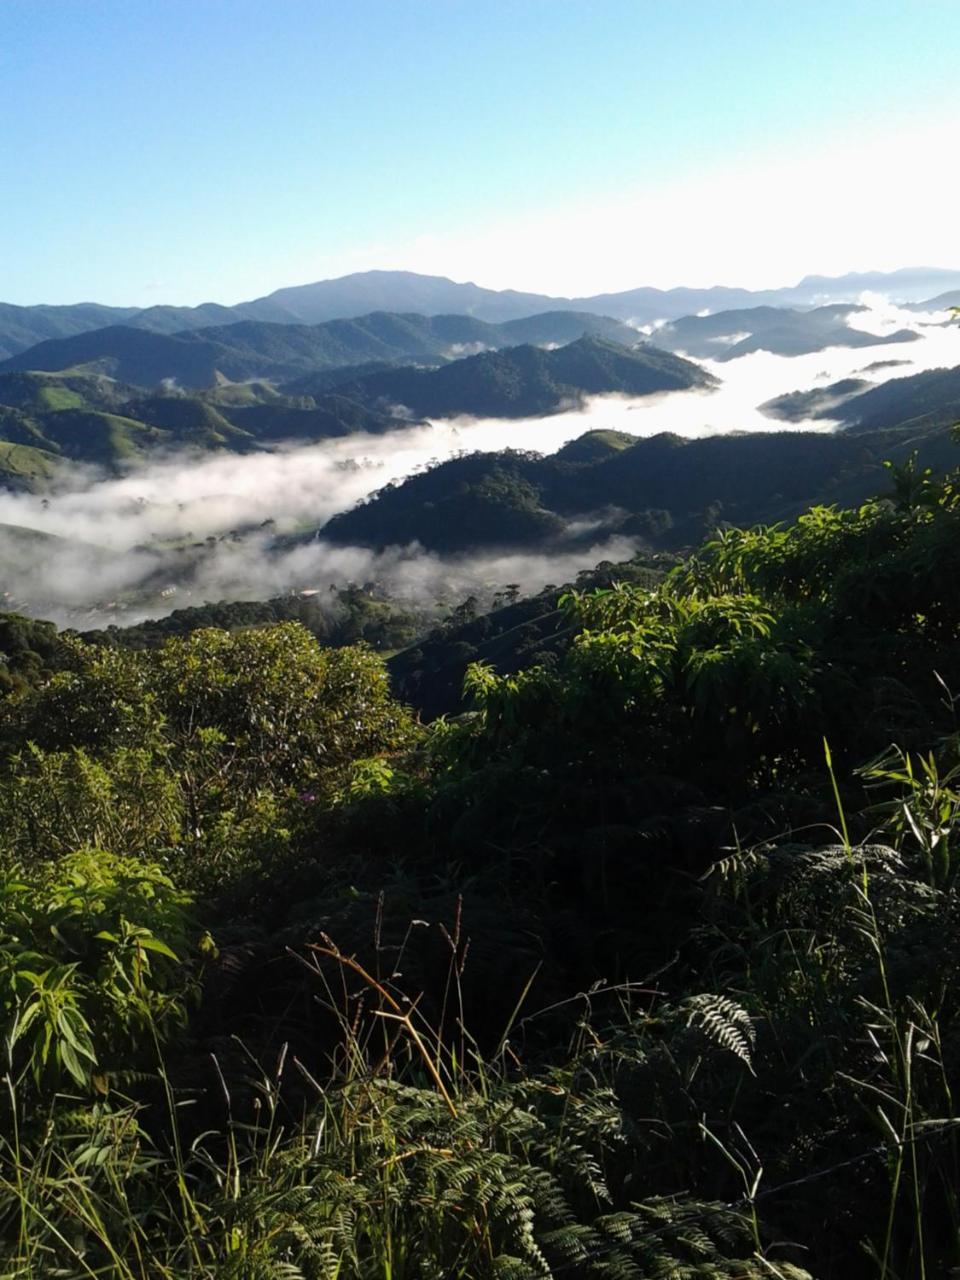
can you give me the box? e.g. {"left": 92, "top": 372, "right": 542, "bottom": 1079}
{"left": 0, "top": 911, "right": 804, "bottom": 1279}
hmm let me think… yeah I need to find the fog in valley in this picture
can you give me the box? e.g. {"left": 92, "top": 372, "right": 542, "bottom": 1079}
{"left": 3, "top": 298, "right": 959, "bottom": 629}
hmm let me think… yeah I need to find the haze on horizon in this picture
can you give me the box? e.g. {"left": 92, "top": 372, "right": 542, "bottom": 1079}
{"left": 2, "top": 0, "right": 960, "bottom": 308}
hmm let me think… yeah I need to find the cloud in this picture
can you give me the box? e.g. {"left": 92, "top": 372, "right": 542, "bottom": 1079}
{"left": 446, "top": 342, "right": 491, "bottom": 357}
{"left": 846, "top": 293, "right": 955, "bottom": 337}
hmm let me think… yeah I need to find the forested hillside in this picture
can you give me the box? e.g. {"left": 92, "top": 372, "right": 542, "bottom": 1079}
{"left": 0, "top": 310, "right": 640, "bottom": 389}
{"left": 765, "top": 363, "right": 960, "bottom": 432}
{"left": 0, "top": 328, "right": 710, "bottom": 490}
{"left": 3, "top": 439, "right": 960, "bottom": 1275}
{"left": 0, "top": 370, "right": 403, "bottom": 487}
{"left": 320, "top": 416, "right": 960, "bottom": 552}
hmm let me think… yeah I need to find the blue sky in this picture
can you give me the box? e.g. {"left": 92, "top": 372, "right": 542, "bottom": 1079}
{"left": 2, "top": 0, "right": 959, "bottom": 306}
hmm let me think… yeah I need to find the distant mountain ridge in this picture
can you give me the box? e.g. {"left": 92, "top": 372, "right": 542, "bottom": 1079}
{"left": 651, "top": 303, "right": 921, "bottom": 361}
{"left": 0, "top": 310, "right": 641, "bottom": 389}
{"left": 3, "top": 266, "right": 960, "bottom": 358}
{"left": 0, "top": 335, "right": 711, "bottom": 489}
{"left": 243, "top": 266, "right": 960, "bottom": 325}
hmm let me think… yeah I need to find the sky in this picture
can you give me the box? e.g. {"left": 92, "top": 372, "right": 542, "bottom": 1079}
{"left": 2, "top": 0, "right": 960, "bottom": 307}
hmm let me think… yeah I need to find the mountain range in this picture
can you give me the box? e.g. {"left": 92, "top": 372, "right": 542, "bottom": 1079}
{"left": 0, "top": 370, "right": 399, "bottom": 487}
{"left": 340, "top": 335, "right": 716, "bottom": 419}
{"left": 0, "top": 335, "right": 712, "bottom": 488}
{"left": 651, "top": 303, "right": 922, "bottom": 361}
{"left": 0, "top": 310, "right": 640, "bottom": 389}
{"left": 4, "top": 266, "right": 960, "bottom": 359}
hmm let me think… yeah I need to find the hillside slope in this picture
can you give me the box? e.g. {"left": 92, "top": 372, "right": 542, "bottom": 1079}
{"left": 342, "top": 335, "right": 715, "bottom": 419}
{"left": 653, "top": 304, "right": 920, "bottom": 361}
{"left": 0, "top": 370, "right": 403, "bottom": 484}
{"left": 763, "top": 363, "right": 960, "bottom": 431}
{"left": 0, "top": 310, "right": 641, "bottom": 390}
{"left": 320, "top": 419, "right": 959, "bottom": 553}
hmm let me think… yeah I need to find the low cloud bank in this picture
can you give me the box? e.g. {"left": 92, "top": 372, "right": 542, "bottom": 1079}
{"left": 0, "top": 527, "right": 641, "bottom": 630}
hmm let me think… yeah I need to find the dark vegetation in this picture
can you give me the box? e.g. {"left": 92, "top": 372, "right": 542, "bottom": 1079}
{"left": 765, "top": 363, "right": 960, "bottom": 432}
{"left": 3, "top": 436, "right": 960, "bottom": 1274}
{"left": 0, "top": 612, "right": 64, "bottom": 694}
{"left": 339, "top": 335, "right": 714, "bottom": 419}
{"left": 81, "top": 583, "right": 429, "bottom": 655}
{"left": 319, "top": 416, "right": 960, "bottom": 553}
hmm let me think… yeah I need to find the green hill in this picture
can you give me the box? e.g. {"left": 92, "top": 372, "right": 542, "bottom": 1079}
{"left": 0, "top": 324, "right": 294, "bottom": 388}
{"left": 342, "top": 335, "right": 715, "bottom": 419}
{"left": 122, "top": 395, "right": 254, "bottom": 447}
{"left": 553, "top": 428, "right": 637, "bottom": 462}
{"left": 0, "top": 310, "right": 643, "bottom": 392}
{"left": 0, "top": 302, "right": 138, "bottom": 360}
{"left": 280, "top": 360, "right": 422, "bottom": 398}
{"left": 0, "top": 370, "right": 135, "bottom": 415}
{"left": 320, "top": 417, "right": 960, "bottom": 554}
{"left": 763, "top": 364, "right": 960, "bottom": 432}
{"left": 27, "top": 410, "right": 171, "bottom": 464}
{"left": 0, "top": 441, "right": 62, "bottom": 491}
{"left": 222, "top": 395, "right": 403, "bottom": 440}
{"left": 0, "top": 368, "right": 413, "bottom": 485}
{"left": 826, "top": 365, "right": 960, "bottom": 431}
{"left": 653, "top": 303, "right": 921, "bottom": 361}
{"left": 0, "top": 520, "right": 113, "bottom": 566}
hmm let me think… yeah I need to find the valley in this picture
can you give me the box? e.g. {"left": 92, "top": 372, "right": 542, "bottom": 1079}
{"left": 0, "top": 274, "right": 957, "bottom": 636}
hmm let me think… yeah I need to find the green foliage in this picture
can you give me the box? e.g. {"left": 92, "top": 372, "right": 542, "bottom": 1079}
{"left": 5, "top": 458, "right": 960, "bottom": 1275}
{"left": 0, "top": 848, "right": 194, "bottom": 1090}
{"left": 153, "top": 623, "right": 409, "bottom": 778}
{"left": 860, "top": 736, "right": 960, "bottom": 888}
{"left": 82, "top": 584, "right": 425, "bottom": 655}
{"left": 0, "top": 743, "right": 182, "bottom": 867}
{"left": 454, "top": 579, "right": 817, "bottom": 794}
{"left": 0, "top": 612, "right": 64, "bottom": 696}
{"left": 0, "top": 624, "right": 415, "bottom": 894}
